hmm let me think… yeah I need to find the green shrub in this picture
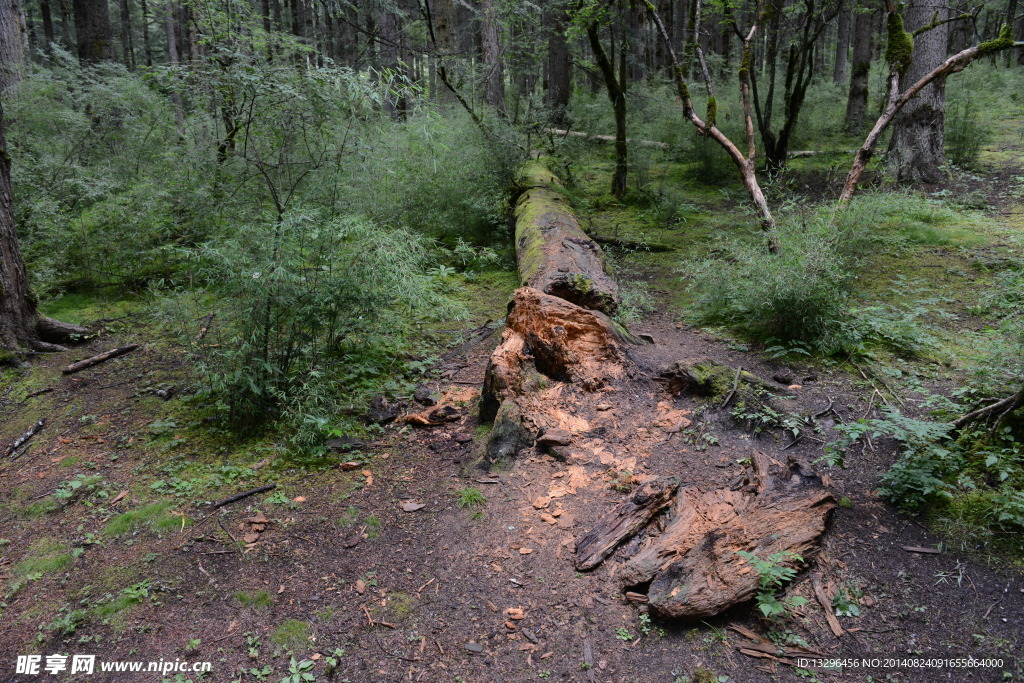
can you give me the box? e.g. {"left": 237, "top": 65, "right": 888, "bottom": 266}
{"left": 167, "top": 213, "right": 455, "bottom": 450}
{"left": 684, "top": 219, "right": 855, "bottom": 353}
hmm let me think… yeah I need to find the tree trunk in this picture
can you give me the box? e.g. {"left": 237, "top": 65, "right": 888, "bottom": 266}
{"left": 546, "top": 6, "right": 571, "bottom": 124}
{"left": 379, "top": 7, "right": 403, "bottom": 118}
{"left": 432, "top": 0, "right": 455, "bottom": 105}
{"left": 887, "top": 0, "right": 950, "bottom": 184}
{"left": 119, "top": 0, "right": 134, "bottom": 69}
{"left": 72, "top": 0, "right": 114, "bottom": 62}
{"left": 0, "top": 102, "right": 89, "bottom": 354}
{"left": 165, "top": 1, "right": 184, "bottom": 131}
{"left": 479, "top": 0, "right": 505, "bottom": 115}
{"left": 39, "top": 0, "right": 54, "bottom": 51}
{"left": 57, "top": 0, "right": 72, "bottom": 49}
{"left": 833, "top": 0, "right": 851, "bottom": 83}
{"left": 587, "top": 22, "right": 628, "bottom": 199}
{"left": 140, "top": 0, "right": 152, "bottom": 65}
{"left": 844, "top": 0, "right": 874, "bottom": 131}
{"left": 0, "top": 0, "right": 27, "bottom": 91}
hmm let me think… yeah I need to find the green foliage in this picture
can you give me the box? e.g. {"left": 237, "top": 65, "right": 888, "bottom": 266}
{"left": 236, "top": 590, "right": 273, "bottom": 609}
{"left": 103, "top": 501, "right": 184, "bottom": 537}
{"left": 271, "top": 620, "right": 310, "bottom": 652}
{"left": 946, "top": 91, "right": 992, "bottom": 169}
{"left": 456, "top": 487, "right": 487, "bottom": 508}
{"left": 734, "top": 550, "right": 807, "bottom": 622}
{"left": 684, "top": 195, "right": 973, "bottom": 355}
{"left": 12, "top": 538, "right": 72, "bottom": 580}
{"left": 165, "top": 214, "right": 454, "bottom": 449}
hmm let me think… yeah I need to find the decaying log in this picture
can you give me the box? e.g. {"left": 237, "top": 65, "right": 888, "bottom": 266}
{"left": 515, "top": 163, "right": 619, "bottom": 315}
{"left": 478, "top": 288, "right": 631, "bottom": 467}
{"left": 575, "top": 477, "right": 679, "bottom": 571}
{"left": 62, "top": 344, "right": 140, "bottom": 374}
{"left": 620, "top": 454, "right": 835, "bottom": 620}
{"left": 3, "top": 418, "right": 46, "bottom": 458}
{"left": 481, "top": 287, "right": 627, "bottom": 423}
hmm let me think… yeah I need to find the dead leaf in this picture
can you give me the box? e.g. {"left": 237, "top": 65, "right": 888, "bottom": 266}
{"left": 540, "top": 513, "right": 557, "bottom": 525}
{"left": 278, "top": 584, "right": 285, "bottom": 594}
{"left": 243, "top": 533, "right": 259, "bottom": 543}
{"left": 532, "top": 497, "right": 550, "bottom": 509}
{"left": 355, "top": 579, "right": 366, "bottom": 594}
{"left": 293, "top": 496, "right": 306, "bottom": 503}
{"left": 362, "top": 470, "right": 374, "bottom": 486}
{"left": 339, "top": 461, "right": 364, "bottom": 471}
{"left": 245, "top": 513, "right": 271, "bottom": 525}
{"left": 505, "top": 608, "right": 526, "bottom": 620}
{"left": 110, "top": 490, "right": 129, "bottom": 505}
{"left": 519, "top": 548, "right": 533, "bottom": 555}
{"left": 402, "top": 502, "right": 426, "bottom": 512}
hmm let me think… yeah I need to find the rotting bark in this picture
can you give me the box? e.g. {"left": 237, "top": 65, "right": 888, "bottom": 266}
{"left": 575, "top": 477, "right": 680, "bottom": 571}
{"left": 515, "top": 162, "right": 619, "bottom": 315}
{"left": 620, "top": 452, "right": 836, "bottom": 619}
{"left": 480, "top": 286, "right": 628, "bottom": 426}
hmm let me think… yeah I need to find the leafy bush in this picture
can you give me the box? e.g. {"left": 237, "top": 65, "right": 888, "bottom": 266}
{"left": 945, "top": 94, "right": 991, "bottom": 169}
{"left": 167, "top": 213, "right": 455, "bottom": 450}
{"left": 683, "top": 219, "right": 856, "bottom": 353}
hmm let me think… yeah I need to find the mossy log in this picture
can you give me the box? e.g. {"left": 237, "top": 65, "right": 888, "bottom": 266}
{"left": 619, "top": 453, "right": 835, "bottom": 620}
{"left": 515, "top": 162, "right": 619, "bottom": 315}
{"left": 659, "top": 359, "right": 777, "bottom": 405}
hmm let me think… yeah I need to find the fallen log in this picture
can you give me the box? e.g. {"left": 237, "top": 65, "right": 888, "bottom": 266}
{"left": 62, "top": 344, "right": 140, "bottom": 374}
{"left": 545, "top": 128, "right": 671, "bottom": 150}
{"left": 619, "top": 453, "right": 835, "bottom": 620}
{"left": 575, "top": 477, "right": 679, "bottom": 571}
{"left": 3, "top": 418, "right": 46, "bottom": 458}
{"left": 515, "top": 162, "right": 619, "bottom": 315}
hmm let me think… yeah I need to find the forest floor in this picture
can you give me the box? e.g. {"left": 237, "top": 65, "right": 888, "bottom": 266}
{"left": 2, "top": 145, "right": 1024, "bottom": 681}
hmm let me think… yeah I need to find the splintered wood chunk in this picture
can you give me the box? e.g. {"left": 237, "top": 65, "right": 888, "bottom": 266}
{"left": 573, "top": 477, "right": 679, "bottom": 571}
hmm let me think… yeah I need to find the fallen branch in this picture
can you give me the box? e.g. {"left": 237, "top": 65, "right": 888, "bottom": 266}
{"left": 62, "top": 344, "right": 140, "bottom": 374}
{"left": 211, "top": 484, "right": 276, "bottom": 508}
{"left": 812, "top": 577, "right": 844, "bottom": 637}
{"left": 195, "top": 313, "right": 215, "bottom": 342}
{"left": 3, "top": 418, "right": 46, "bottom": 457}
{"left": 952, "top": 387, "right": 1024, "bottom": 432}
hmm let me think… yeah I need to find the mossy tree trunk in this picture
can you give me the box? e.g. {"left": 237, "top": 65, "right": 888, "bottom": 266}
{"left": 887, "top": 0, "right": 950, "bottom": 184}
{"left": 844, "top": 0, "right": 876, "bottom": 132}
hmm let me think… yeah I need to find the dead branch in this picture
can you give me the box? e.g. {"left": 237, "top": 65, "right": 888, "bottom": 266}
{"left": 211, "top": 484, "right": 277, "bottom": 508}
{"left": 62, "top": 344, "right": 140, "bottom": 374}
{"left": 3, "top": 418, "right": 46, "bottom": 457}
